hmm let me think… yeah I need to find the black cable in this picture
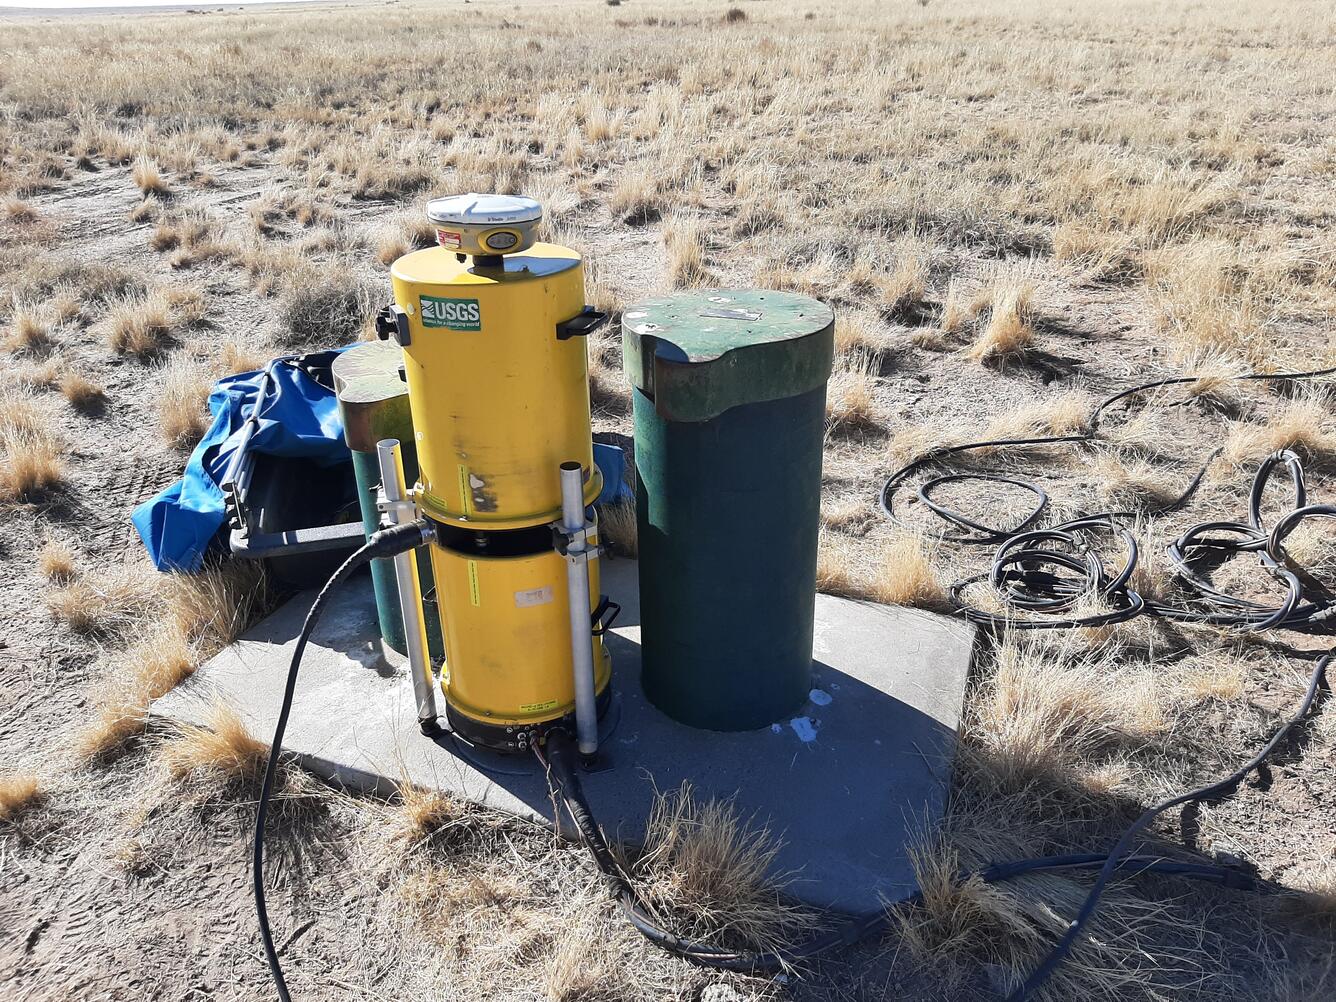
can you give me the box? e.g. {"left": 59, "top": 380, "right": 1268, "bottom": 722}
{"left": 538, "top": 728, "right": 886, "bottom": 974}
{"left": 1006, "top": 651, "right": 1330, "bottom": 1002}
{"left": 254, "top": 519, "right": 433, "bottom": 1002}
{"left": 537, "top": 697, "right": 1323, "bottom": 980}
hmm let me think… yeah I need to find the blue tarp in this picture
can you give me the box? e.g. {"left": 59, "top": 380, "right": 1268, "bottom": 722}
{"left": 133, "top": 353, "right": 633, "bottom": 573}
{"left": 133, "top": 359, "right": 348, "bottom": 572}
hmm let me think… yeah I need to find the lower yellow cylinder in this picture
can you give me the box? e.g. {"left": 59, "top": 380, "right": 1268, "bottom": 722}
{"left": 429, "top": 527, "right": 611, "bottom": 731}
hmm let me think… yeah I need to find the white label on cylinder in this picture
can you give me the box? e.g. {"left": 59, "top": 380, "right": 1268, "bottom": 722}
{"left": 514, "top": 586, "right": 554, "bottom": 608}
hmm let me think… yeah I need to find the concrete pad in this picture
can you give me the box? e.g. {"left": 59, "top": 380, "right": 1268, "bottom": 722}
{"left": 153, "top": 558, "right": 973, "bottom": 915}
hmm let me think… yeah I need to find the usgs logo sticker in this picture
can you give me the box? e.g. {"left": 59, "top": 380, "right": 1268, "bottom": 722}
{"left": 420, "top": 295, "right": 481, "bottom": 331}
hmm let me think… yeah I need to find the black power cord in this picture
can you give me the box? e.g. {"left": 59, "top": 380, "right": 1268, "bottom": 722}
{"left": 536, "top": 656, "right": 1327, "bottom": 984}
{"left": 253, "top": 520, "right": 433, "bottom": 1002}
{"left": 535, "top": 729, "right": 885, "bottom": 975}
{"left": 1005, "top": 650, "right": 1329, "bottom": 1001}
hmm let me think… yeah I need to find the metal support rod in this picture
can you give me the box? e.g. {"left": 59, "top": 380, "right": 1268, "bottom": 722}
{"left": 560, "top": 461, "right": 599, "bottom": 757}
{"left": 377, "top": 439, "right": 439, "bottom": 728}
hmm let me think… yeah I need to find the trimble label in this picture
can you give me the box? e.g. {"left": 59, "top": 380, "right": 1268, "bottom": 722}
{"left": 514, "top": 586, "right": 554, "bottom": 609}
{"left": 420, "top": 295, "right": 481, "bottom": 331}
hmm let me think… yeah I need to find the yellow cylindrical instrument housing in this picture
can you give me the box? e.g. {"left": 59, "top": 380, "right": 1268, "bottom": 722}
{"left": 390, "top": 244, "right": 602, "bottom": 530}
{"left": 428, "top": 526, "right": 612, "bottom": 731}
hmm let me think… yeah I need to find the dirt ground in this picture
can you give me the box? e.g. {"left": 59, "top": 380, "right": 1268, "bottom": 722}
{"left": 2, "top": 1, "right": 1335, "bottom": 999}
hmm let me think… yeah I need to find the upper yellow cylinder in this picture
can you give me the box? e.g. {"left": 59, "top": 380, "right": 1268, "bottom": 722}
{"left": 390, "top": 243, "right": 601, "bottom": 529}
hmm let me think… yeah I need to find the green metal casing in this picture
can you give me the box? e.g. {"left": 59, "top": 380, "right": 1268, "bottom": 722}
{"left": 623, "top": 289, "right": 835, "bottom": 731}
{"left": 333, "top": 342, "right": 440, "bottom": 659}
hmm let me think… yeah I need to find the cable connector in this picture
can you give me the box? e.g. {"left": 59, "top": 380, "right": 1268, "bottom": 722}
{"left": 364, "top": 519, "right": 435, "bottom": 559}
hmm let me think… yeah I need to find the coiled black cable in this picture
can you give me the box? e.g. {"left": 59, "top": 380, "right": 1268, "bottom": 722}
{"left": 254, "top": 520, "right": 434, "bottom": 1002}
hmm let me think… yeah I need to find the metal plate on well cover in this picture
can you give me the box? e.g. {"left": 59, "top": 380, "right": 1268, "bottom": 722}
{"left": 698, "top": 307, "right": 762, "bottom": 321}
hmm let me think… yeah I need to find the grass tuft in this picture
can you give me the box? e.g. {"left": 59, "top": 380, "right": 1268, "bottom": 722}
{"left": 1220, "top": 391, "right": 1336, "bottom": 466}
{"left": 597, "top": 499, "right": 638, "bottom": 558}
{"left": 73, "top": 693, "right": 149, "bottom": 763}
{"left": 869, "top": 530, "right": 948, "bottom": 609}
{"left": 278, "top": 267, "right": 375, "bottom": 346}
{"left": 108, "top": 292, "right": 173, "bottom": 358}
{"left": 161, "top": 702, "right": 269, "bottom": 781}
{"left": 45, "top": 563, "right": 159, "bottom": 636}
{"left": 37, "top": 537, "right": 78, "bottom": 583}
{"left": 156, "top": 355, "right": 213, "bottom": 449}
{"left": 634, "top": 782, "right": 811, "bottom": 952}
{"left": 59, "top": 372, "right": 106, "bottom": 412}
{"left": 826, "top": 354, "right": 880, "bottom": 431}
{"left": 966, "top": 280, "right": 1035, "bottom": 365}
{"left": 0, "top": 425, "right": 66, "bottom": 501}
{"left": 0, "top": 772, "right": 43, "bottom": 821}
{"left": 131, "top": 154, "right": 169, "bottom": 195}
{"left": 662, "top": 213, "right": 708, "bottom": 287}
{"left": 6, "top": 303, "right": 52, "bottom": 354}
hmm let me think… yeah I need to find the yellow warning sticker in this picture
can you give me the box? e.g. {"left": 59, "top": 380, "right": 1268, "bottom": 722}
{"left": 520, "top": 699, "right": 559, "bottom": 713}
{"left": 467, "top": 560, "right": 480, "bottom": 606}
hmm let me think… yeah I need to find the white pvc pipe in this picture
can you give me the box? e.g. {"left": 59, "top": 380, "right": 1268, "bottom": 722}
{"left": 560, "top": 461, "right": 598, "bottom": 756}
{"left": 377, "top": 439, "right": 439, "bottom": 729}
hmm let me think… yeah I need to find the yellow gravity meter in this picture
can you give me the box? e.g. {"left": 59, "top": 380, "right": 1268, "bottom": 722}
{"left": 376, "top": 194, "right": 613, "bottom": 755}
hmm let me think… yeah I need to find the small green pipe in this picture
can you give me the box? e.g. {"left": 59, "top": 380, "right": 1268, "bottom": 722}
{"left": 334, "top": 343, "right": 441, "bottom": 659}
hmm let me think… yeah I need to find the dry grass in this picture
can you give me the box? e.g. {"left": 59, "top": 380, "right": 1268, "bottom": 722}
{"left": 0, "top": 772, "right": 43, "bottom": 821}
{"left": 0, "top": 388, "right": 66, "bottom": 499}
{"left": 162, "top": 560, "right": 267, "bottom": 650}
{"left": 610, "top": 172, "right": 661, "bottom": 225}
{"left": 966, "top": 279, "right": 1036, "bottom": 365}
{"left": 1146, "top": 241, "right": 1280, "bottom": 365}
{"left": 894, "top": 834, "right": 1186, "bottom": 1000}
{"left": 971, "top": 635, "right": 1165, "bottom": 791}
{"left": 1089, "top": 450, "right": 1181, "bottom": 509}
{"left": 73, "top": 693, "right": 150, "bottom": 763}
{"left": 37, "top": 537, "right": 78, "bottom": 583}
{"left": 126, "top": 621, "right": 199, "bottom": 700}
{"left": 0, "top": 426, "right": 65, "bottom": 500}
{"left": 876, "top": 245, "right": 929, "bottom": 320}
{"left": 633, "top": 782, "right": 812, "bottom": 952}
{"left": 215, "top": 338, "right": 267, "bottom": 376}
{"left": 5, "top": 198, "right": 38, "bottom": 223}
{"left": 662, "top": 213, "right": 708, "bottom": 287}
{"left": 833, "top": 310, "right": 885, "bottom": 356}
{"left": 868, "top": 530, "right": 948, "bottom": 610}
{"left": 825, "top": 354, "right": 879, "bottom": 430}
{"left": 131, "top": 154, "right": 169, "bottom": 195}
{"left": 375, "top": 209, "right": 437, "bottom": 265}
{"left": 108, "top": 292, "right": 174, "bottom": 357}
{"left": 597, "top": 499, "right": 637, "bottom": 558}
{"left": 156, "top": 355, "right": 214, "bottom": 448}
{"left": 161, "top": 702, "right": 268, "bottom": 781}
{"left": 2, "top": 2, "right": 1335, "bottom": 996}
{"left": 1182, "top": 352, "right": 1248, "bottom": 405}
{"left": 5, "top": 303, "right": 52, "bottom": 353}
{"left": 1283, "top": 521, "right": 1336, "bottom": 579}
{"left": 278, "top": 266, "right": 376, "bottom": 346}
{"left": 983, "top": 388, "right": 1091, "bottom": 441}
{"left": 392, "top": 782, "right": 464, "bottom": 842}
{"left": 1220, "top": 391, "right": 1336, "bottom": 466}
{"left": 45, "top": 563, "right": 160, "bottom": 636}
{"left": 59, "top": 372, "right": 106, "bottom": 412}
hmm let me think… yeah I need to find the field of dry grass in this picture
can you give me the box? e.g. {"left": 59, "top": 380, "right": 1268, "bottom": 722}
{"left": 2, "top": 0, "right": 1334, "bottom": 999}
